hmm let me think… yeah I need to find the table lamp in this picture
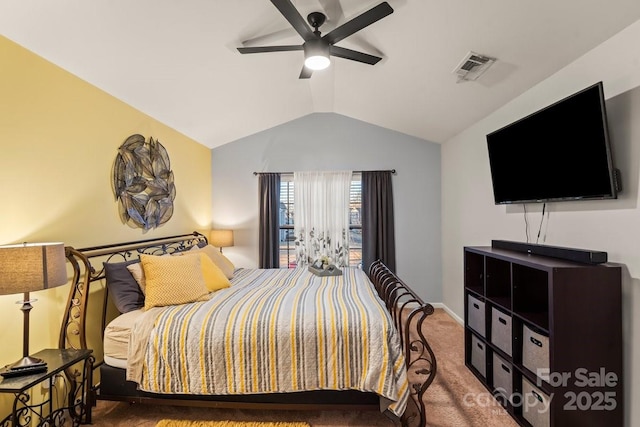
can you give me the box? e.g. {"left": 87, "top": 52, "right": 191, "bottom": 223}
{"left": 210, "top": 229, "right": 234, "bottom": 253}
{"left": 0, "top": 242, "right": 67, "bottom": 377}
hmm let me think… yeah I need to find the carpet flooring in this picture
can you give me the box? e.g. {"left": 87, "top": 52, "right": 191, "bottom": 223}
{"left": 91, "top": 308, "right": 519, "bottom": 427}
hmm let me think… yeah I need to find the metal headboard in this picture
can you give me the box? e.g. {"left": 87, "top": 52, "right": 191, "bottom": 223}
{"left": 58, "top": 231, "right": 208, "bottom": 352}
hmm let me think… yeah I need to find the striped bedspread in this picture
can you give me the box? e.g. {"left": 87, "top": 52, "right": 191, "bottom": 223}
{"left": 127, "top": 267, "right": 409, "bottom": 416}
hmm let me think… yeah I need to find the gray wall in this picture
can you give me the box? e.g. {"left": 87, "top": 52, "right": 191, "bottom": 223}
{"left": 211, "top": 112, "right": 442, "bottom": 302}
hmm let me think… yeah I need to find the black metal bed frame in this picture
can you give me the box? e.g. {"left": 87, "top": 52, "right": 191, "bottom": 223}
{"left": 58, "top": 232, "right": 436, "bottom": 426}
{"left": 368, "top": 260, "right": 437, "bottom": 427}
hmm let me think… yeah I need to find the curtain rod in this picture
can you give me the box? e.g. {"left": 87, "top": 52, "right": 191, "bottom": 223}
{"left": 253, "top": 169, "right": 396, "bottom": 176}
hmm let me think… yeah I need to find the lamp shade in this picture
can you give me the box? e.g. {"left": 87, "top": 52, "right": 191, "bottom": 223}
{"left": 210, "top": 230, "right": 234, "bottom": 249}
{"left": 0, "top": 242, "right": 67, "bottom": 296}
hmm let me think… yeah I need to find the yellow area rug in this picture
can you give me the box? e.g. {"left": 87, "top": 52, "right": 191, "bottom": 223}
{"left": 156, "top": 421, "right": 311, "bottom": 427}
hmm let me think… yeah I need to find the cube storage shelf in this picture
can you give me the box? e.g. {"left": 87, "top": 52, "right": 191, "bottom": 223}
{"left": 463, "top": 246, "right": 623, "bottom": 427}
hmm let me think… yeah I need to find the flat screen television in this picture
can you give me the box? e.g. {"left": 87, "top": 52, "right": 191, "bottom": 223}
{"left": 486, "top": 82, "right": 619, "bottom": 204}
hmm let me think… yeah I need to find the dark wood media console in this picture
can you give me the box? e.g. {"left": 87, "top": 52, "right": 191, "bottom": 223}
{"left": 463, "top": 246, "right": 622, "bottom": 426}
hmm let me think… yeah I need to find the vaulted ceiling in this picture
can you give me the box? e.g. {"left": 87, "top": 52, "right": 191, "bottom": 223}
{"left": 2, "top": 0, "right": 640, "bottom": 148}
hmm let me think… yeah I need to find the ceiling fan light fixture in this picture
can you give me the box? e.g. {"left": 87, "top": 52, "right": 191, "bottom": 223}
{"left": 305, "top": 55, "right": 330, "bottom": 70}
{"left": 303, "top": 39, "right": 330, "bottom": 70}
{"left": 237, "top": 0, "right": 394, "bottom": 78}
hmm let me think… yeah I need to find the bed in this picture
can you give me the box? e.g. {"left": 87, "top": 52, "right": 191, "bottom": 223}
{"left": 58, "top": 232, "right": 436, "bottom": 427}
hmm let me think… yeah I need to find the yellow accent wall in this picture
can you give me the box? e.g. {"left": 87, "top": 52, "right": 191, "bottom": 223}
{"left": 0, "top": 35, "right": 212, "bottom": 413}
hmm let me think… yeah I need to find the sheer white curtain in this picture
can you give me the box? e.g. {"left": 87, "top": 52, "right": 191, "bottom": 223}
{"left": 294, "top": 171, "right": 352, "bottom": 267}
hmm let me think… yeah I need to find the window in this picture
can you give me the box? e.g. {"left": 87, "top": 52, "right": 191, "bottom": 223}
{"left": 279, "top": 173, "right": 362, "bottom": 268}
{"left": 279, "top": 176, "right": 295, "bottom": 268}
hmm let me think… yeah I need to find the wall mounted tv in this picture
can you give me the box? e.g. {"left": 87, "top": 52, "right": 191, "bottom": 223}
{"left": 486, "top": 81, "right": 619, "bottom": 204}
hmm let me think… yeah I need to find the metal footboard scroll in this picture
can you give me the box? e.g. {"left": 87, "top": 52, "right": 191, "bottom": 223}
{"left": 369, "top": 260, "right": 437, "bottom": 427}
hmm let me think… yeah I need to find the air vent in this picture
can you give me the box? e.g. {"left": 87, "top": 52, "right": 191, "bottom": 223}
{"left": 452, "top": 51, "right": 496, "bottom": 82}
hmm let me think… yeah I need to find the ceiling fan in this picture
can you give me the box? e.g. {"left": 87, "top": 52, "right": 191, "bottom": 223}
{"left": 237, "top": 0, "right": 394, "bottom": 79}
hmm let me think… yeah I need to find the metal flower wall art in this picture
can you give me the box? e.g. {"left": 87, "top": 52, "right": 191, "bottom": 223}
{"left": 113, "top": 134, "right": 176, "bottom": 230}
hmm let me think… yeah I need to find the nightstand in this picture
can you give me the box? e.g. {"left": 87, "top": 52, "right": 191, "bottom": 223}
{"left": 0, "top": 348, "right": 94, "bottom": 426}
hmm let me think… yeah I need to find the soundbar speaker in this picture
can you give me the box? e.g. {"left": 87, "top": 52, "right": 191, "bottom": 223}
{"left": 491, "top": 240, "right": 607, "bottom": 264}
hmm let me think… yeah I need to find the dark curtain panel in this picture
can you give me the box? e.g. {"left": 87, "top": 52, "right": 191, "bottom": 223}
{"left": 258, "top": 173, "right": 280, "bottom": 268}
{"left": 362, "top": 171, "right": 396, "bottom": 273}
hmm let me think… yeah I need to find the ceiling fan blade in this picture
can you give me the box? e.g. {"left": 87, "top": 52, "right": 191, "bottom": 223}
{"left": 299, "top": 66, "right": 313, "bottom": 79}
{"left": 323, "top": 2, "right": 393, "bottom": 45}
{"left": 240, "top": 27, "right": 298, "bottom": 47}
{"left": 270, "top": 0, "right": 316, "bottom": 42}
{"left": 237, "top": 45, "right": 303, "bottom": 54}
{"left": 330, "top": 45, "right": 382, "bottom": 65}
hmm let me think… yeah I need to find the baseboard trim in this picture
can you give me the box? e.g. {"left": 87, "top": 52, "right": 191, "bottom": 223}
{"left": 430, "top": 302, "right": 464, "bottom": 325}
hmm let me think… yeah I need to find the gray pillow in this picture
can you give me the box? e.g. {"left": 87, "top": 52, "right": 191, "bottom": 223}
{"left": 103, "top": 259, "right": 144, "bottom": 313}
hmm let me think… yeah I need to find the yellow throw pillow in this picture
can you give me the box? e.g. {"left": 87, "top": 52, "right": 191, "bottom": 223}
{"left": 190, "top": 244, "right": 235, "bottom": 279}
{"left": 181, "top": 252, "right": 231, "bottom": 292}
{"left": 127, "top": 253, "right": 171, "bottom": 295}
{"left": 140, "top": 254, "right": 210, "bottom": 310}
